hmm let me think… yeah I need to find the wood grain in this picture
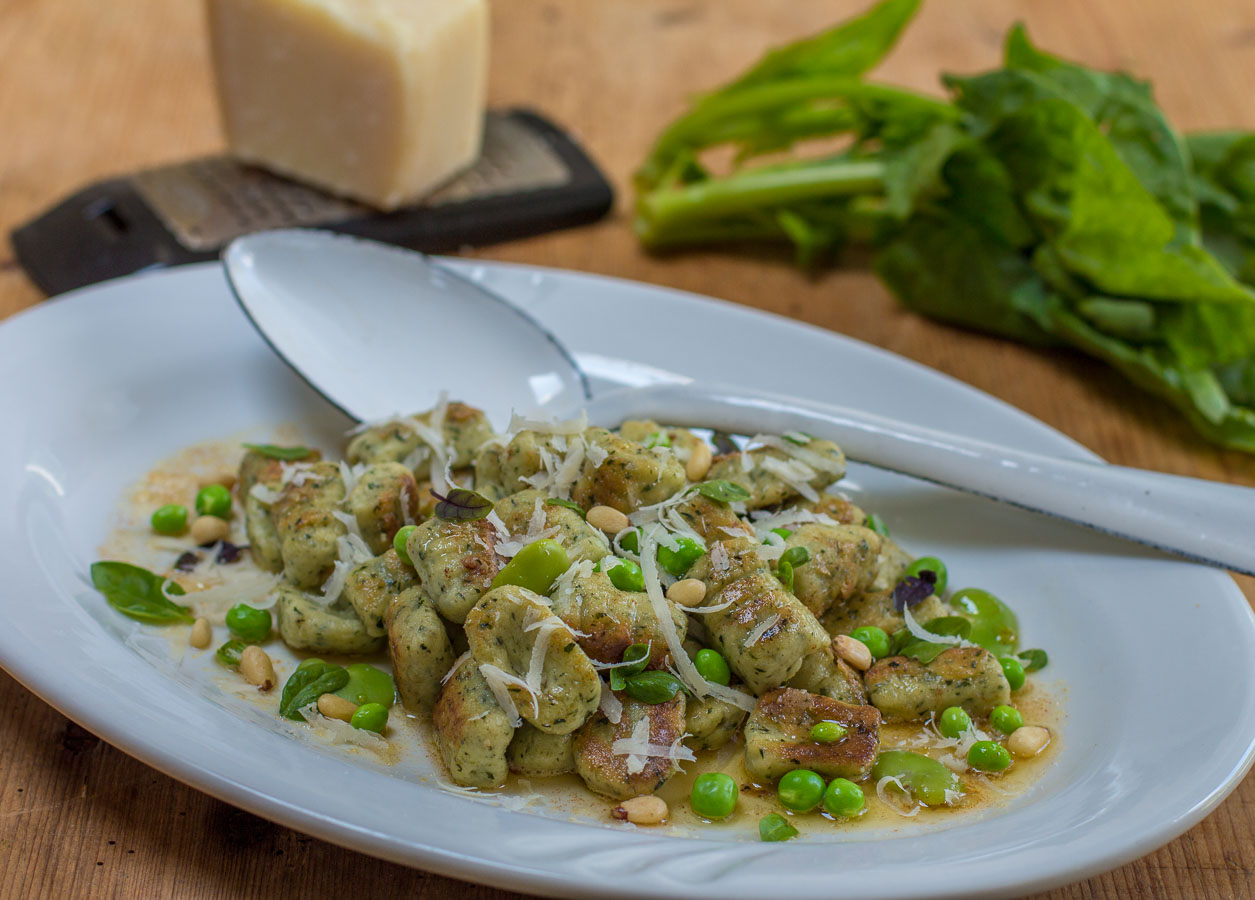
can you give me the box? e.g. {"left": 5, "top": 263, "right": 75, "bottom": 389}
{"left": 2, "top": 1, "right": 1254, "bottom": 897}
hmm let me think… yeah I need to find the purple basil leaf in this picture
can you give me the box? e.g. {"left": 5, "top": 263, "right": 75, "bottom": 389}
{"left": 431, "top": 487, "right": 493, "bottom": 521}
{"left": 174, "top": 552, "right": 200, "bottom": 573}
{"left": 216, "top": 541, "right": 248, "bottom": 564}
{"left": 892, "top": 569, "right": 937, "bottom": 611}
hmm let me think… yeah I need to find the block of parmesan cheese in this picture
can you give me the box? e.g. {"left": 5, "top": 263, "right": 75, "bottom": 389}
{"left": 208, "top": 0, "right": 489, "bottom": 210}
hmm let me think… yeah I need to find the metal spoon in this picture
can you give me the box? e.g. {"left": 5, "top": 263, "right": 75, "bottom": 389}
{"left": 224, "top": 229, "right": 1255, "bottom": 577}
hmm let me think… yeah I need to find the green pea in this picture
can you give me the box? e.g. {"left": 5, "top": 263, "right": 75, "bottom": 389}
{"left": 758, "top": 813, "right": 798, "bottom": 842}
{"left": 810, "top": 721, "right": 847, "bottom": 743}
{"left": 822, "top": 778, "right": 865, "bottom": 817}
{"left": 595, "top": 557, "right": 645, "bottom": 593}
{"left": 656, "top": 536, "right": 704, "bottom": 577}
{"left": 871, "top": 750, "right": 959, "bottom": 806}
{"left": 151, "top": 504, "right": 188, "bottom": 535}
{"left": 195, "top": 484, "right": 232, "bottom": 519}
{"left": 968, "top": 740, "right": 1012, "bottom": 772}
{"left": 225, "top": 604, "right": 271, "bottom": 643}
{"left": 690, "top": 772, "right": 738, "bottom": 819}
{"left": 949, "top": 588, "right": 1019, "bottom": 655}
{"left": 393, "top": 525, "right": 417, "bottom": 565}
{"left": 335, "top": 663, "right": 397, "bottom": 708}
{"left": 619, "top": 529, "right": 640, "bottom": 554}
{"left": 777, "top": 769, "right": 826, "bottom": 813}
{"left": 694, "top": 649, "right": 731, "bottom": 686}
{"left": 999, "top": 656, "right": 1026, "bottom": 691}
{"left": 623, "top": 671, "right": 685, "bottom": 704}
{"left": 990, "top": 705, "right": 1023, "bottom": 734}
{"left": 350, "top": 702, "right": 389, "bottom": 733}
{"left": 864, "top": 513, "right": 889, "bottom": 536}
{"left": 215, "top": 639, "right": 246, "bottom": 669}
{"left": 491, "top": 539, "right": 570, "bottom": 595}
{"left": 938, "top": 706, "right": 971, "bottom": 739}
{"left": 905, "top": 556, "right": 948, "bottom": 594}
{"left": 849, "top": 626, "right": 890, "bottom": 660}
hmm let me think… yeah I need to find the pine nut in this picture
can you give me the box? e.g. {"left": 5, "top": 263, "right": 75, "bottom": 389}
{"left": 833, "top": 634, "right": 873, "bottom": 671}
{"left": 317, "top": 693, "right": 358, "bottom": 722}
{"left": 685, "top": 441, "right": 712, "bottom": 482}
{"left": 239, "top": 645, "right": 275, "bottom": 691}
{"left": 587, "top": 505, "right": 630, "bottom": 535}
{"left": 199, "top": 472, "right": 236, "bottom": 490}
{"left": 666, "top": 578, "right": 707, "bottom": 607}
{"left": 189, "top": 617, "right": 212, "bottom": 649}
{"left": 1007, "top": 725, "right": 1051, "bottom": 758}
{"left": 190, "top": 515, "right": 230, "bottom": 545}
{"left": 612, "top": 795, "right": 669, "bottom": 825}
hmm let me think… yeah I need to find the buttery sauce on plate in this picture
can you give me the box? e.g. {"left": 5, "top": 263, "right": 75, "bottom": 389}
{"left": 100, "top": 438, "right": 1064, "bottom": 839}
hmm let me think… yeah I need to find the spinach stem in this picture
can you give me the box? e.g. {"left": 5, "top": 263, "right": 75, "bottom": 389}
{"left": 640, "top": 158, "right": 886, "bottom": 232}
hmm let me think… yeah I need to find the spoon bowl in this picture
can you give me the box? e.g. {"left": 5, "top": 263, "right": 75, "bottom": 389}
{"left": 224, "top": 229, "right": 588, "bottom": 426}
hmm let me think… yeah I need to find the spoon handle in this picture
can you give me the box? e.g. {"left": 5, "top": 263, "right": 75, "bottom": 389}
{"left": 585, "top": 382, "right": 1255, "bottom": 577}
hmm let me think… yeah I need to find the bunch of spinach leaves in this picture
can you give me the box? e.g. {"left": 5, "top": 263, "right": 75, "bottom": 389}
{"left": 634, "top": 0, "right": 1255, "bottom": 451}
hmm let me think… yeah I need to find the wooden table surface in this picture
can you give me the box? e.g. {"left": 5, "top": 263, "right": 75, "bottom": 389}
{"left": 4, "top": 1, "right": 1255, "bottom": 897}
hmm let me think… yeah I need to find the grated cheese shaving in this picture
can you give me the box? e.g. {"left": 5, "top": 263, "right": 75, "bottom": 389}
{"left": 249, "top": 482, "right": 282, "bottom": 505}
{"left": 585, "top": 443, "right": 609, "bottom": 468}
{"left": 399, "top": 483, "right": 416, "bottom": 527}
{"left": 549, "top": 436, "right": 585, "bottom": 500}
{"left": 184, "top": 572, "right": 283, "bottom": 616}
{"left": 739, "top": 451, "right": 753, "bottom": 473}
{"left": 611, "top": 717, "right": 697, "bottom": 775}
{"left": 742, "top": 613, "right": 781, "bottom": 648}
{"left": 598, "top": 680, "right": 623, "bottom": 724}
{"left": 902, "top": 604, "right": 976, "bottom": 648}
{"left": 705, "top": 682, "right": 757, "bottom": 712}
{"left": 550, "top": 559, "right": 594, "bottom": 607}
{"left": 757, "top": 530, "right": 787, "bottom": 562}
{"left": 478, "top": 663, "right": 536, "bottom": 727}
{"left": 441, "top": 650, "right": 473, "bottom": 685}
{"left": 876, "top": 775, "right": 922, "bottom": 817}
{"left": 751, "top": 433, "right": 845, "bottom": 477}
{"left": 760, "top": 456, "right": 820, "bottom": 503}
{"left": 640, "top": 532, "right": 708, "bottom": 698}
{"left": 507, "top": 411, "right": 588, "bottom": 436}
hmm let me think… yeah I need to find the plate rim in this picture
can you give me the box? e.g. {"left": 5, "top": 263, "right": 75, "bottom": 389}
{"left": 2, "top": 259, "right": 1252, "bottom": 900}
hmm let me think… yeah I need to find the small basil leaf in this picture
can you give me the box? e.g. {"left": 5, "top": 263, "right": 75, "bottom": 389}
{"left": 546, "top": 498, "right": 585, "bottom": 518}
{"left": 900, "top": 640, "right": 949, "bottom": 664}
{"left": 696, "top": 479, "right": 752, "bottom": 504}
{"left": 643, "top": 431, "right": 671, "bottom": 449}
{"left": 782, "top": 432, "right": 813, "bottom": 446}
{"left": 889, "top": 627, "right": 912, "bottom": 655}
{"left": 921, "top": 616, "right": 972, "bottom": 639}
{"left": 620, "top": 643, "right": 651, "bottom": 677}
{"left": 216, "top": 639, "right": 246, "bottom": 669}
{"left": 779, "top": 546, "right": 810, "bottom": 569}
{"left": 623, "top": 671, "right": 686, "bottom": 704}
{"left": 1018, "top": 648, "right": 1049, "bottom": 672}
{"left": 242, "top": 443, "right": 313, "bottom": 461}
{"left": 609, "top": 669, "right": 627, "bottom": 691}
{"left": 776, "top": 559, "right": 795, "bottom": 592}
{"left": 864, "top": 513, "right": 890, "bottom": 537}
{"left": 431, "top": 487, "right": 493, "bottom": 521}
{"left": 279, "top": 661, "right": 350, "bottom": 720}
{"left": 90, "top": 561, "right": 194, "bottom": 625}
